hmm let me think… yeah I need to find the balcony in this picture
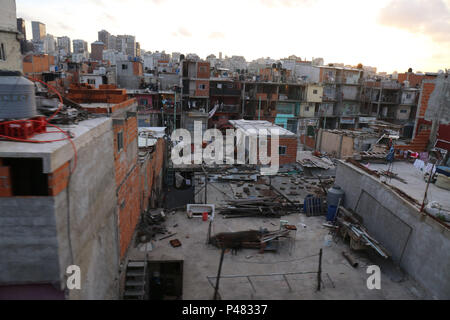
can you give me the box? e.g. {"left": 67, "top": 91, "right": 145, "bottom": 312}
{"left": 215, "top": 104, "right": 240, "bottom": 113}
{"left": 210, "top": 87, "right": 242, "bottom": 96}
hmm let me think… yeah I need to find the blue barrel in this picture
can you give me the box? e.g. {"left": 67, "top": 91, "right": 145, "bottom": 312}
{"left": 327, "top": 205, "right": 338, "bottom": 222}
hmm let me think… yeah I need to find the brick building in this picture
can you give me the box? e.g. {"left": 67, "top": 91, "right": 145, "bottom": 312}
{"left": 229, "top": 120, "right": 298, "bottom": 165}
{"left": 0, "top": 84, "right": 166, "bottom": 299}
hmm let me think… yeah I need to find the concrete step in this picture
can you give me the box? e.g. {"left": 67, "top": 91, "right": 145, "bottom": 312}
{"left": 124, "top": 289, "right": 145, "bottom": 297}
{"left": 128, "top": 261, "right": 146, "bottom": 268}
{"left": 126, "top": 280, "right": 145, "bottom": 287}
{"left": 126, "top": 271, "right": 145, "bottom": 277}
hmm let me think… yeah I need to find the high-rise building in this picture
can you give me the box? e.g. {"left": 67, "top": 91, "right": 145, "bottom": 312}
{"left": 117, "top": 35, "right": 136, "bottom": 57}
{"left": 108, "top": 35, "right": 116, "bottom": 51}
{"left": 136, "top": 42, "right": 141, "bottom": 57}
{"left": 90, "top": 41, "right": 105, "bottom": 61}
{"left": 115, "top": 36, "right": 126, "bottom": 54}
{"left": 16, "top": 18, "right": 26, "bottom": 39}
{"left": 31, "top": 21, "right": 46, "bottom": 41}
{"left": 57, "top": 36, "right": 71, "bottom": 55}
{"left": 16, "top": 18, "right": 27, "bottom": 54}
{"left": 98, "top": 30, "right": 110, "bottom": 48}
{"left": 43, "top": 34, "right": 56, "bottom": 54}
{"left": 73, "top": 39, "right": 89, "bottom": 59}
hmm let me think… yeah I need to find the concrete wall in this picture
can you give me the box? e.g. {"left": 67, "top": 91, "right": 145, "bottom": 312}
{"left": 306, "top": 85, "right": 323, "bottom": 103}
{"left": 341, "top": 86, "right": 360, "bottom": 101}
{"left": 0, "top": 0, "right": 17, "bottom": 32}
{"left": 299, "top": 103, "right": 316, "bottom": 117}
{"left": 0, "top": 198, "right": 60, "bottom": 285}
{"left": 53, "top": 121, "right": 119, "bottom": 299}
{"left": 0, "top": 119, "right": 120, "bottom": 300}
{"left": 0, "top": 31, "right": 23, "bottom": 72}
{"left": 336, "top": 161, "right": 450, "bottom": 299}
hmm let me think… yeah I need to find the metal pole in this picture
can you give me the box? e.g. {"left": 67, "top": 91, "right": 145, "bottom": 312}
{"left": 420, "top": 163, "right": 435, "bottom": 213}
{"left": 174, "top": 90, "right": 177, "bottom": 131}
{"left": 317, "top": 248, "right": 323, "bottom": 291}
{"left": 258, "top": 96, "right": 261, "bottom": 120}
{"left": 213, "top": 248, "right": 226, "bottom": 300}
{"left": 204, "top": 171, "right": 208, "bottom": 204}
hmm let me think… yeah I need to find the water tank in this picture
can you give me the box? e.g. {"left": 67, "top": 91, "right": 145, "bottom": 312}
{"left": 327, "top": 185, "right": 345, "bottom": 207}
{"left": 0, "top": 71, "right": 37, "bottom": 120}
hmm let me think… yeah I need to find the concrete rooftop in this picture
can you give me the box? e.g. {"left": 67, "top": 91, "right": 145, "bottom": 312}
{"left": 0, "top": 117, "right": 111, "bottom": 173}
{"left": 362, "top": 161, "right": 450, "bottom": 210}
{"left": 127, "top": 172, "right": 430, "bottom": 300}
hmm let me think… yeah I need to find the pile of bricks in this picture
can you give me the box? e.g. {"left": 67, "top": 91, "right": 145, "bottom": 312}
{"left": 396, "top": 130, "right": 431, "bottom": 153}
{"left": 67, "top": 84, "right": 128, "bottom": 104}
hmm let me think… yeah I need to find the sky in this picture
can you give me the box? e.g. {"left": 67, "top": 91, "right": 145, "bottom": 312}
{"left": 16, "top": 0, "right": 450, "bottom": 74}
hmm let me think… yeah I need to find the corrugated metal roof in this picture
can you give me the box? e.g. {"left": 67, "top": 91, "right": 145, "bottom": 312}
{"left": 229, "top": 120, "right": 296, "bottom": 137}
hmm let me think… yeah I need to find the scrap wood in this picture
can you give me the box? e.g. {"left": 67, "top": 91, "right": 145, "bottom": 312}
{"left": 158, "top": 233, "right": 177, "bottom": 241}
{"left": 346, "top": 158, "right": 381, "bottom": 178}
{"left": 340, "top": 221, "right": 390, "bottom": 259}
{"left": 380, "top": 170, "right": 407, "bottom": 184}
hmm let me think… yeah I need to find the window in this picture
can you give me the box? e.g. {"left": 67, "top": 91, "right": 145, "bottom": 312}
{"left": 313, "top": 89, "right": 318, "bottom": 94}
{"left": 400, "top": 109, "right": 408, "bottom": 113}
{"left": 305, "top": 106, "right": 310, "bottom": 111}
{"left": 117, "top": 131, "right": 124, "bottom": 152}
{"left": 122, "top": 64, "right": 128, "bottom": 70}
{"left": 0, "top": 43, "right": 6, "bottom": 61}
{"left": 87, "top": 79, "right": 96, "bottom": 85}
{"left": 199, "top": 84, "right": 206, "bottom": 90}
{"left": 279, "top": 146, "right": 287, "bottom": 156}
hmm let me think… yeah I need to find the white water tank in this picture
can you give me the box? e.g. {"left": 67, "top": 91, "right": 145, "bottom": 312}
{"left": 0, "top": 71, "right": 37, "bottom": 120}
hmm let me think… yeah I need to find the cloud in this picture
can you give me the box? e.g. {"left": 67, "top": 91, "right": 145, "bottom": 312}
{"left": 378, "top": 0, "right": 450, "bottom": 42}
{"left": 208, "top": 32, "right": 225, "bottom": 40}
{"left": 58, "top": 22, "right": 74, "bottom": 32}
{"left": 172, "top": 27, "right": 192, "bottom": 38}
{"left": 260, "top": 0, "right": 317, "bottom": 8}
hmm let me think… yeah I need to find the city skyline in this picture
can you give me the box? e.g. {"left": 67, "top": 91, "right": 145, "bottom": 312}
{"left": 15, "top": 0, "right": 450, "bottom": 73}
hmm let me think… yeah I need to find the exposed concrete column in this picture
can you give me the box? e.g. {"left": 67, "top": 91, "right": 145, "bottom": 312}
{"left": 338, "top": 134, "right": 344, "bottom": 159}
{"left": 377, "top": 88, "right": 382, "bottom": 119}
{"left": 413, "top": 82, "right": 425, "bottom": 139}
{"left": 241, "top": 82, "right": 246, "bottom": 118}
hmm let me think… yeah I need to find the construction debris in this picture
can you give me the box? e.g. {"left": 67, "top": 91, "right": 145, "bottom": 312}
{"left": 170, "top": 239, "right": 182, "bottom": 248}
{"left": 335, "top": 209, "right": 390, "bottom": 259}
{"left": 209, "top": 228, "right": 292, "bottom": 254}
{"left": 297, "top": 151, "right": 335, "bottom": 170}
{"left": 135, "top": 210, "right": 168, "bottom": 246}
{"left": 220, "top": 196, "right": 301, "bottom": 218}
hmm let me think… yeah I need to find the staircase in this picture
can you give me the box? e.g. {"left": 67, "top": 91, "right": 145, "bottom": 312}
{"left": 396, "top": 130, "right": 431, "bottom": 153}
{"left": 123, "top": 261, "right": 147, "bottom": 300}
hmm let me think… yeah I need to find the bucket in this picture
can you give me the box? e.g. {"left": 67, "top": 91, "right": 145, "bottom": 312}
{"left": 327, "top": 205, "right": 338, "bottom": 222}
{"left": 202, "top": 212, "right": 209, "bottom": 222}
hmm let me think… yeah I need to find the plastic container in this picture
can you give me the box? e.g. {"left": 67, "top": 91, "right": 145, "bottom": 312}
{"left": 327, "top": 185, "right": 345, "bottom": 207}
{"left": 327, "top": 205, "right": 338, "bottom": 222}
{"left": 0, "top": 71, "right": 37, "bottom": 119}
